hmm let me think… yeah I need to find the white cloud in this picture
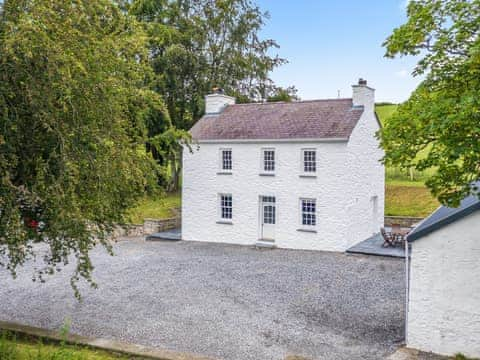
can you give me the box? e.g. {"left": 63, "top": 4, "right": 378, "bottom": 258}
{"left": 395, "top": 69, "right": 409, "bottom": 78}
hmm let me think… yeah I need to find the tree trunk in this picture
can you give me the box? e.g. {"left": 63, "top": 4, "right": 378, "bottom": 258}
{"left": 168, "top": 148, "right": 182, "bottom": 192}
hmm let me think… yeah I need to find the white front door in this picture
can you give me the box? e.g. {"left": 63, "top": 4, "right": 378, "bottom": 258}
{"left": 261, "top": 196, "right": 276, "bottom": 240}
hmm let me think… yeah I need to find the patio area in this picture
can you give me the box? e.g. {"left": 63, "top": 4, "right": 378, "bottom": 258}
{"left": 347, "top": 228, "right": 412, "bottom": 258}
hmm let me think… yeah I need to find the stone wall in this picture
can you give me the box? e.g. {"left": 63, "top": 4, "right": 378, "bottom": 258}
{"left": 143, "top": 217, "right": 181, "bottom": 234}
{"left": 385, "top": 216, "right": 423, "bottom": 228}
{"left": 112, "top": 224, "right": 144, "bottom": 238}
{"left": 114, "top": 216, "right": 180, "bottom": 237}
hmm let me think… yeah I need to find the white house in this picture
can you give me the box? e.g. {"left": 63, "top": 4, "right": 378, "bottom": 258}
{"left": 182, "top": 79, "right": 384, "bottom": 252}
{"left": 406, "top": 191, "right": 480, "bottom": 358}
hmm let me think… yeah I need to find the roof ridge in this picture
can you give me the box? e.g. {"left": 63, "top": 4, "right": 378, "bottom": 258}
{"left": 230, "top": 98, "right": 353, "bottom": 107}
{"left": 408, "top": 187, "right": 480, "bottom": 242}
{"left": 191, "top": 96, "right": 364, "bottom": 141}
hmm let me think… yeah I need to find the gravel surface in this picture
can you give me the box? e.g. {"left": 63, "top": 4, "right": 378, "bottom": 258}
{"left": 0, "top": 239, "right": 406, "bottom": 360}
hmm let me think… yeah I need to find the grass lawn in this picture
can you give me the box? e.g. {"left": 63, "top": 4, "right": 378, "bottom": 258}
{"left": 127, "top": 191, "right": 181, "bottom": 224}
{"left": 0, "top": 334, "right": 127, "bottom": 360}
{"left": 386, "top": 180, "right": 439, "bottom": 217}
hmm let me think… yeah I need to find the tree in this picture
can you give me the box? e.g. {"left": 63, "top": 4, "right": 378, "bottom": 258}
{"left": 129, "top": 0, "right": 288, "bottom": 190}
{"left": 267, "top": 86, "right": 299, "bottom": 103}
{"left": 0, "top": 0, "right": 168, "bottom": 296}
{"left": 380, "top": 0, "right": 480, "bottom": 206}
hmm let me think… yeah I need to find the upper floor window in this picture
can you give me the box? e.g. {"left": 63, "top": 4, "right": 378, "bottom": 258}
{"left": 221, "top": 149, "right": 232, "bottom": 171}
{"left": 302, "top": 149, "right": 316, "bottom": 173}
{"left": 220, "top": 194, "right": 233, "bottom": 220}
{"left": 262, "top": 149, "right": 275, "bottom": 172}
{"left": 301, "top": 198, "right": 316, "bottom": 227}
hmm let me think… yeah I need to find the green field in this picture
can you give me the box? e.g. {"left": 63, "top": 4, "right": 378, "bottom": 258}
{"left": 375, "top": 104, "right": 398, "bottom": 126}
{"left": 376, "top": 104, "right": 439, "bottom": 217}
{"left": 376, "top": 103, "right": 435, "bottom": 182}
{"left": 385, "top": 181, "right": 439, "bottom": 217}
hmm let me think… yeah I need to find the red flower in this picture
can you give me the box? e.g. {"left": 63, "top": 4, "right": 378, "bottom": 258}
{"left": 27, "top": 218, "right": 39, "bottom": 229}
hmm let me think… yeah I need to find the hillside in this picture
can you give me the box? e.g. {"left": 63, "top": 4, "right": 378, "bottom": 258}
{"left": 375, "top": 103, "right": 398, "bottom": 125}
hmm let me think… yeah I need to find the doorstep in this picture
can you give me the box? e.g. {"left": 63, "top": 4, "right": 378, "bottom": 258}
{"left": 255, "top": 239, "right": 276, "bottom": 249}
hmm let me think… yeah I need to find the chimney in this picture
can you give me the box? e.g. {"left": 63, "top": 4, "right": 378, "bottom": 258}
{"left": 352, "top": 78, "right": 375, "bottom": 110}
{"left": 205, "top": 88, "right": 235, "bottom": 114}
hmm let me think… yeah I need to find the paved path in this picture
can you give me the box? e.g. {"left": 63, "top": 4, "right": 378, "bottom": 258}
{"left": 0, "top": 239, "right": 405, "bottom": 360}
{"left": 146, "top": 228, "right": 182, "bottom": 241}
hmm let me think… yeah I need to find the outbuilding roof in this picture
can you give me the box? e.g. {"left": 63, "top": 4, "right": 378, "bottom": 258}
{"left": 190, "top": 98, "right": 364, "bottom": 141}
{"left": 407, "top": 185, "right": 480, "bottom": 242}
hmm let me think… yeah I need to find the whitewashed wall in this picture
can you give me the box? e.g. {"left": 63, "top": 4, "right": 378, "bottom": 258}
{"left": 408, "top": 211, "right": 480, "bottom": 358}
{"left": 182, "top": 117, "right": 383, "bottom": 252}
{"left": 346, "top": 93, "right": 385, "bottom": 247}
{"left": 183, "top": 140, "right": 350, "bottom": 251}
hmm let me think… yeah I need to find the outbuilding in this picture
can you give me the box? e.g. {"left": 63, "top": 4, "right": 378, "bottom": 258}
{"left": 406, "top": 191, "right": 480, "bottom": 358}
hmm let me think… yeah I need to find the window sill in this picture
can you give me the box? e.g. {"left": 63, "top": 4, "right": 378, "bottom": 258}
{"left": 297, "top": 228, "right": 317, "bottom": 233}
{"left": 299, "top": 174, "right": 317, "bottom": 178}
{"left": 217, "top": 171, "right": 232, "bottom": 175}
{"left": 259, "top": 173, "right": 275, "bottom": 177}
{"left": 217, "top": 220, "right": 233, "bottom": 225}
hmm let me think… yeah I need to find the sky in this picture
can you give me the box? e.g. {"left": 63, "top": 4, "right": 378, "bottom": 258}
{"left": 256, "top": 0, "right": 421, "bottom": 103}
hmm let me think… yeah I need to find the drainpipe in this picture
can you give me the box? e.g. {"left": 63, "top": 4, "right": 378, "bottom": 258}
{"left": 404, "top": 237, "right": 410, "bottom": 345}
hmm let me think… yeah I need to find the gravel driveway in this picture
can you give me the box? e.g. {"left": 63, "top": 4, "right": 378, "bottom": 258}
{"left": 0, "top": 239, "right": 405, "bottom": 360}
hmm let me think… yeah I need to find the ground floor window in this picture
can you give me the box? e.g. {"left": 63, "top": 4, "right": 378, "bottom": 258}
{"left": 301, "top": 198, "right": 316, "bottom": 226}
{"left": 220, "top": 194, "right": 233, "bottom": 219}
{"left": 216, "top": 195, "right": 319, "bottom": 230}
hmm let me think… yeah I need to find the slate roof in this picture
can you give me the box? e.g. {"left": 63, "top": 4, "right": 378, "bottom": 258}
{"left": 407, "top": 183, "right": 480, "bottom": 242}
{"left": 190, "top": 99, "right": 364, "bottom": 141}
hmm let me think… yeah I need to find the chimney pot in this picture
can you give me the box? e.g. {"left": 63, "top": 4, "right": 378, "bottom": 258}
{"left": 212, "top": 87, "right": 224, "bottom": 94}
{"left": 205, "top": 90, "right": 235, "bottom": 114}
{"left": 352, "top": 79, "right": 375, "bottom": 109}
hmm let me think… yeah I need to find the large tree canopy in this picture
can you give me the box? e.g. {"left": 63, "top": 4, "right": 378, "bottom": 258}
{"left": 380, "top": 0, "right": 480, "bottom": 206}
{"left": 130, "top": 0, "right": 287, "bottom": 128}
{"left": 129, "top": 0, "right": 290, "bottom": 190}
{"left": 0, "top": 0, "right": 167, "bottom": 296}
